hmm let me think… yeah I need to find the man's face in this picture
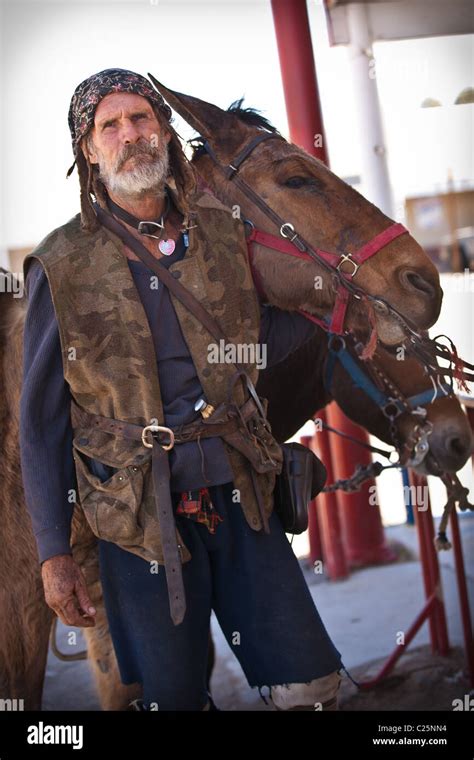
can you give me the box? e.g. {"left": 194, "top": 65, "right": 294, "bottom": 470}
{"left": 83, "top": 92, "right": 171, "bottom": 199}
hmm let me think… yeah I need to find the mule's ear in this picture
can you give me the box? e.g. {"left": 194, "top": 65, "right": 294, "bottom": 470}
{"left": 148, "top": 73, "right": 241, "bottom": 143}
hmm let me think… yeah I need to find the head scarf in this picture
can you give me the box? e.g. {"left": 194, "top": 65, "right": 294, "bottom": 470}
{"left": 68, "top": 67, "right": 172, "bottom": 161}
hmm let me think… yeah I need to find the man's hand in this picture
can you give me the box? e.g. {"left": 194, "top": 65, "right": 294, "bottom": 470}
{"left": 41, "top": 553, "right": 96, "bottom": 628}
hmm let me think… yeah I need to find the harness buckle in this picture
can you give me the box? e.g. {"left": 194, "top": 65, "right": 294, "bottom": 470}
{"left": 280, "top": 222, "right": 297, "bottom": 242}
{"left": 141, "top": 424, "right": 175, "bottom": 450}
{"left": 327, "top": 335, "right": 346, "bottom": 352}
{"left": 381, "top": 399, "right": 403, "bottom": 420}
{"left": 336, "top": 253, "right": 360, "bottom": 277}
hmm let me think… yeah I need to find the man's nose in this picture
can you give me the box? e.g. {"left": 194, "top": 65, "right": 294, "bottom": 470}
{"left": 121, "top": 122, "right": 142, "bottom": 144}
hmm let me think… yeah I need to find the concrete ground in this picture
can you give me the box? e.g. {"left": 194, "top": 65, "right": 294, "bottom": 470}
{"left": 41, "top": 512, "right": 474, "bottom": 711}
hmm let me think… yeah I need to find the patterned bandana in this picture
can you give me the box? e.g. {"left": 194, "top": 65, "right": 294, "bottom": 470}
{"left": 68, "top": 68, "right": 172, "bottom": 157}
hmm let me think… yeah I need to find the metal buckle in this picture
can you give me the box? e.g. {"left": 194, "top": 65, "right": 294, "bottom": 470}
{"left": 407, "top": 421, "right": 433, "bottom": 467}
{"left": 137, "top": 220, "right": 164, "bottom": 239}
{"left": 336, "top": 253, "right": 360, "bottom": 277}
{"left": 243, "top": 218, "right": 255, "bottom": 240}
{"left": 280, "top": 222, "right": 297, "bottom": 242}
{"left": 381, "top": 399, "right": 403, "bottom": 420}
{"left": 141, "top": 424, "right": 175, "bottom": 450}
{"left": 327, "top": 335, "right": 346, "bottom": 352}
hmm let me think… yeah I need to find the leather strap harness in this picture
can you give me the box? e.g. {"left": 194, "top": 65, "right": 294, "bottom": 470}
{"left": 199, "top": 133, "right": 411, "bottom": 337}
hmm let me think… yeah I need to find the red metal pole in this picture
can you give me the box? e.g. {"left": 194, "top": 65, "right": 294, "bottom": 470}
{"left": 449, "top": 507, "right": 474, "bottom": 687}
{"left": 310, "top": 411, "right": 348, "bottom": 580}
{"left": 301, "top": 435, "right": 323, "bottom": 564}
{"left": 326, "top": 403, "right": 397, "bottom": 567}
{"left": 271, "top": 0, "right": 347, "bottom": 580}
{"left": 409, "top": 471, "right": 450, "bottom": 656}
{"left": 465, "top": 406, "right": 474, "bottom": 471}
{"left": 271, "top": 0, "right": 393, "bottom": 569}
{"left": 412, "top": 482, "right": 439, "bottom": 653}
{"left": 359, "top": 594, "right": 438, "bottom": 689}
{"left": 270, "top": 0, "right": 328, "bottom": 161}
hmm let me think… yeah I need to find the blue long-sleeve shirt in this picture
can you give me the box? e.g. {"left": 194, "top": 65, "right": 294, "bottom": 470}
{"left": 20, "top": 235, "right": 318, "bottom": 564}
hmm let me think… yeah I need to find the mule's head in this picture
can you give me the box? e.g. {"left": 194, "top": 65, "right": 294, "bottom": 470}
{"left": 329, "top": 341, "right": 473, "bottom": 475}
{"left": 149, "top": 76, "right": 442, "bottom": 346}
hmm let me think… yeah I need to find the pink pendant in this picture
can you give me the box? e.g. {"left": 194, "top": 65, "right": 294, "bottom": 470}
{"left": 159, "top": 238, "right": 175, "bottom": 256}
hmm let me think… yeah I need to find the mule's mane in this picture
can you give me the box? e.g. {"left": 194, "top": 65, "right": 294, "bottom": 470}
{"left": 189, "top": 98, "right": 280, "bottom": 160}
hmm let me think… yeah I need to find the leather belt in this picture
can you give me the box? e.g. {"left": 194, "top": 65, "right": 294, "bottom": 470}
{"left": 70, "top": 399, "right": 252, "bottom": 626}
{"left": 70, "top": 399, "right": 243, "bottom": 446}
{"left": 151, "top": 437, "right": 186, "bottom": 625}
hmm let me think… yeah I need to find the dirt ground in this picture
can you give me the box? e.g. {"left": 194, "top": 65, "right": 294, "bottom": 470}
{"left": 338, "top": 645, "right": 472, "bottom": 711}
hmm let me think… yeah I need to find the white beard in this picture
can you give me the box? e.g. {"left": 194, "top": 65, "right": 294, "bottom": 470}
{"left": 97, "top": 139, "right": 170, "bottom": 200}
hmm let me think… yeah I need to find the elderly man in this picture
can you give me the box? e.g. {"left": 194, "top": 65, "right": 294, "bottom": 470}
{"left": 20, "top": 69, "right": 343, "bottom": 711}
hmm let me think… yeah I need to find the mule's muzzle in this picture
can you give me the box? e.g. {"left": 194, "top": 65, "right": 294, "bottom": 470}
{"left": 428, "top": 425, "right": 473, "bottom": 473}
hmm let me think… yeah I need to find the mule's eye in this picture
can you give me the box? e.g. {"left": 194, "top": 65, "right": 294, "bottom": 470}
{"left": 284, "top": 176, "right": 309, "bottom": 189}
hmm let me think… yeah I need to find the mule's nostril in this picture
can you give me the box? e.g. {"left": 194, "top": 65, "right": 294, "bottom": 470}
{"left": 400, "top": 269, "right": 437, "bottom": 299}
{"left": 428, "top": 428, "right": 473, "bottom": 472}
{"left": 445, "top": 434, "right": 470, "bottom": 459}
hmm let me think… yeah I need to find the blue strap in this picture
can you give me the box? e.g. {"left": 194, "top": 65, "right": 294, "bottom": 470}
{"left": 324, "top": 349, "right": 338, "bottom": 395}
{"left": 331, "top": 344, "right": 390, "bottom": 408}
{"left": 405, "top": 384, "right": 451, "bottom": 409}
{"left": 325, "top": 335, "right": 452, "bottom": 416}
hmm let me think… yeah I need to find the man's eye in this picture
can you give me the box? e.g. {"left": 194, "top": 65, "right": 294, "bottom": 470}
{"left": 284, "top": 176, "right": 311, "bottom": 189}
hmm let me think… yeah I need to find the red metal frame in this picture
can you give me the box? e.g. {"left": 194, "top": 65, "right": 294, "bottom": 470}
{"left": 271, "top": 0, "right": 394, "bottom": 569}
{"left": 359, "top": 469, "right": 474, "bottom": 689}
{"left": 449, "top": 503, "right": 474, "bottom": 687}
{"left": 305, "top": 416, "right": 349, "bottom": 580}
{"left": 326, "top": 404, "right": 397, "bottom": 567}
{"left": 270, "top": 0, "right": 328, "bottom": 160}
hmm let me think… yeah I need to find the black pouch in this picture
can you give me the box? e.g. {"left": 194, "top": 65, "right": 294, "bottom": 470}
{"left": 273, "top": 443, "right": 327, "bottom": 534}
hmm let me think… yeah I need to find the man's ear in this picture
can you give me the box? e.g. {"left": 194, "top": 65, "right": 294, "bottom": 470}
{"left": 81, "top": 133, "right": 99, "bottom": 165}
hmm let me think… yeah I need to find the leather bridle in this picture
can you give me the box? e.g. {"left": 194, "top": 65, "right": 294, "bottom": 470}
{"left": 200, "top": 132, "right": 414, "bottom": 338}
{"left": 198, "top": 132, "right": 474, "bottom": 386}
{"left": 322, "top": 332, "right": 453, "bottom": 467}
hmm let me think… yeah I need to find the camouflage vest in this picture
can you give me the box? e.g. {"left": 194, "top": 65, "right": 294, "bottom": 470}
{"left": 23, "top": 187, "right": 278, "bottom": 565}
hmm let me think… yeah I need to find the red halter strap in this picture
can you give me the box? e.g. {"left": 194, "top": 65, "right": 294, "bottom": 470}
{"left": 246, "top": 222, "right": 408, "bottom": 335}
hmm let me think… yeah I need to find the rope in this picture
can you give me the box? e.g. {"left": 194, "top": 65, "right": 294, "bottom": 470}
{"left": 316, "top": 419, "right": 396, "bottom": 460}
{"left": 436, "top": 474, "right": 474, "bottom": 551}
{"left": 322, "top": 461, "right": 398, "bottom": 494}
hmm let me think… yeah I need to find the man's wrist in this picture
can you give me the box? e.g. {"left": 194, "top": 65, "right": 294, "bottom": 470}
{"left": 35, "top": 525, "right": 73, "bottom": 565}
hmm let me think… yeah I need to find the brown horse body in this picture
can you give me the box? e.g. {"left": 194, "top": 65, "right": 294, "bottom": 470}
{"left": 0, "top": 93, "right": 471, "bottom": 710}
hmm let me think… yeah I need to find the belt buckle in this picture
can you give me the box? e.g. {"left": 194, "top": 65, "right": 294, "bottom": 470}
{"left": 141, "top": 424, "right": 175, "bottom": 450}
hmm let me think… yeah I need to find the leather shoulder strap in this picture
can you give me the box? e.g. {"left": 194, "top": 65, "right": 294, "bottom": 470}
{"left": 94, "top": 204, "right": 247, "bottom": 374}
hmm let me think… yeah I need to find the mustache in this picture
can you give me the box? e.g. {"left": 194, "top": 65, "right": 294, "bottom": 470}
{"left": 115, "top": 141, "right": 164, "bottom": 172}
